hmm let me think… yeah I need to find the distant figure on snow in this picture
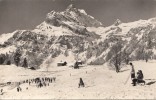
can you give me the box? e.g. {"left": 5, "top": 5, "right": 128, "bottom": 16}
{"left": 0, "top": 89, "right": 3, "bottom": 95}
{"left": 78, "top": 78, "right": 85, "bottom": 88}
{"left": 1, "top": 89, "right": 3, "bottom": 93}
{"left": 17, "top": 87, "right": 19, "bottom": 92}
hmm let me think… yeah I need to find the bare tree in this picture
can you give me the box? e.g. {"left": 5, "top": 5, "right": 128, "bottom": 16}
{"left": 46, "top": 60, "right": 51, "bottom": 72}
{"left": 144, "top": 49, "right": 153, "bottom": 62}
{"left": 109, "top": 41, "right": 123, "bottom": 73}
{"left": 22, "top": 58, "right": 28, "bottom": 68}
{"left": 147, "top": 37, "right": 152, "bottom": 49}
{"left": 123, "top": 50, "right": 130, "bottom": 65}
{"left": 14, "top": 49, "right": 21, "bottom": 66}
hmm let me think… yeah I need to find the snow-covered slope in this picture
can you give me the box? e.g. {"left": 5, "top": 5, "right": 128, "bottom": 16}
{"left": 0, "top": 61, "right": 156, "bottom": 99}
{"left": 86, "top": 18, "right": 156, "bottom": 65}
{"left": 0, "top": 32, "right": 14, "bottom": 44}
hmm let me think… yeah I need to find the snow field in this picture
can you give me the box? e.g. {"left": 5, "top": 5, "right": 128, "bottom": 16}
{"left": 0, "top": 60, "right": 156, "bottom": 99}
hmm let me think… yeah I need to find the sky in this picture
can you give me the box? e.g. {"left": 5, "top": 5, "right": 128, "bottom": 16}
{"left": 0, "top": 0, "right": 156, "bottom": 34}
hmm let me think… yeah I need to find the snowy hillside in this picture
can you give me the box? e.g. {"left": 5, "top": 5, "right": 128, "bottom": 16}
{"left": 0, "top": 61, "right": 156, "bottom": 99}
{"left": 85, "top": 18, "right": 156, "bottom": 65}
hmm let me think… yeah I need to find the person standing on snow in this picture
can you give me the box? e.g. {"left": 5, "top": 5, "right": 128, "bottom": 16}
{"left": 1, "top": 89, "right": 3, "bottom": 92}
{"left": 130, "top": 63, "right": 136, "bottom": 86}
{"left": 130, "top": 63, "right": 135, "bottom": 79}
{"left": 17, "top": 87, "right": 19, "bottom": 92}
{"left": 78, "top": 78, "right": 85, "bottom": 88}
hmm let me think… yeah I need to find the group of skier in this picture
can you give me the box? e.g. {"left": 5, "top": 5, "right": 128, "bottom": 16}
{"left": 14, "top": 77, "right": 56, "bottom": 92}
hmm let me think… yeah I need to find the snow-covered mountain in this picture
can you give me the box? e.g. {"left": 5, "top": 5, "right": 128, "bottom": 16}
{"left": 86, "top": 18, "right": 156, "bottom": 65}
{"left": 0, "top": 4, "right": 156, "bottom": 69}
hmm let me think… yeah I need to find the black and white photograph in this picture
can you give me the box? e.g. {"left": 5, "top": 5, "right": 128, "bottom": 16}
{"left": 0, "top": 0, "right": 156, "bottom": 99}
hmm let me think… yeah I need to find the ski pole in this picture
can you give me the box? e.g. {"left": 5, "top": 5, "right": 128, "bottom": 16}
{"left": 124, "top": 72, "right": 131, "bottom": 85}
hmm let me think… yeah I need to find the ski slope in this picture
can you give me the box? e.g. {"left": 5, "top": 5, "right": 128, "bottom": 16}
{"left": 0, "top": 60, "right": 156, "bottom": 99}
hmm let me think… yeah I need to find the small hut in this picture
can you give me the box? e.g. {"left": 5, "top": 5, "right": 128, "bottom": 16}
{"left": 29, "top": 67, "right": 36, "bottom": 70}
{"left": 57, "top": 61, "right": 67, "bottom": 66}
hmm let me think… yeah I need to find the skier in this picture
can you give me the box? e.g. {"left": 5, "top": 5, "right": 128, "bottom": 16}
{"left": 50, "top": 78, "right": 52, "bottom": 83}
{"left": 42, "top": 78, "right": 44, "bottom": 81}
{"left": 0, "top": 89, "right": 3, "bottom": 95}
{"left": 78, "top": 78, "right": 85, "bottom": 88}
{"left": 129, "top": 63, "right": 136, "bottom": 86}
{"left": 26, "top": 80, "right": 28, "bottom": 83}
{"left": 17, "top": 87, "right": 19, "bottom": 92}
{"left": 1, "top": 89, "right": 3, "bottom": 93}
{"left": 136, "top": 70, "right": 145, "bottom": 84}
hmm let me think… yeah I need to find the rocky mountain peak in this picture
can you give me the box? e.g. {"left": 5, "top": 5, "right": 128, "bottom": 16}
{"left": 66, "top": 4, "right": 76, "bottom": 11}
{"left": 45, "top": 4, "right": 102, "bottom": 27}
{"left": 114, "top": 19, "right": 122, "bottom": 26}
